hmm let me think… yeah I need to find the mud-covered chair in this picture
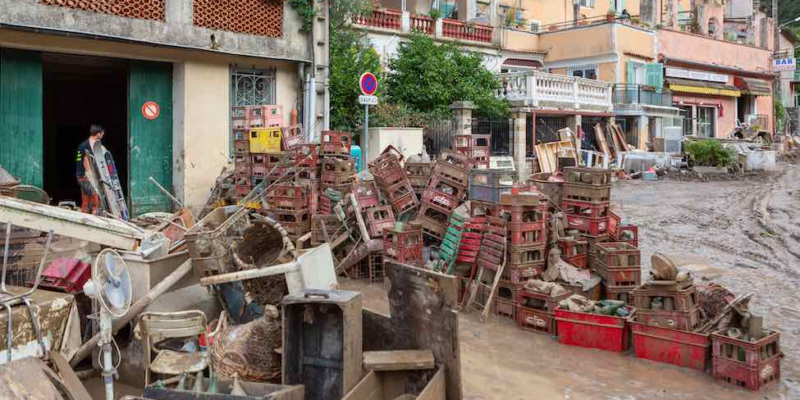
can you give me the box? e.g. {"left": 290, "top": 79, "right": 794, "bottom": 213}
{"left": 139, "top": 310, "right": 208, "bottom": 385}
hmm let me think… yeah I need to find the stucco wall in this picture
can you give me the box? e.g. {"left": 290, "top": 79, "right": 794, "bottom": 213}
{"left": 658, "top": 28, "right": 773, "bottom": 72}
{"left": 539, "top": 24, "right": 615, "bottom": 62}
{"left": 0, "top": 30, "right": 303, "bottom": 211}
{"left": 0, "top": 0, "right": 311, "bottom": 62}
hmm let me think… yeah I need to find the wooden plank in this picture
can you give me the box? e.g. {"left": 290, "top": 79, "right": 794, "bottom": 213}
{"left": 49, "top": 351, "right": 93, "bottom": 400}
{"left": 593, "top": 124, "right": 611, "bottom": 160}
{"left": 416, "top": 366, "right": 446, "bottom": 400}
{"left": 342, "top": 370, "right": 383, "bottom": 400}
{"left": 606, "top": 124, "right": 622, "bottom": 155}
{"left": 613, "top": 124, "right": 629, "bottom": 150}
{"left": 363, "top": 350, "right": 436, "bottom": 371}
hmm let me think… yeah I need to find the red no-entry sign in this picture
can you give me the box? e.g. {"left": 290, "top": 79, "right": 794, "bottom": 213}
{"left": 359, "top": 72, "right": 378, "bottom": 96}
{"left": 141, "top": 101, "right": 160, "bottom": 120}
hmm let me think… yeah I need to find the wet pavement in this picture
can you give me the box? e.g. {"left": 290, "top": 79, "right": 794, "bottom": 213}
{"left": 343, "top": 160, "right": 800, "bottom": 400}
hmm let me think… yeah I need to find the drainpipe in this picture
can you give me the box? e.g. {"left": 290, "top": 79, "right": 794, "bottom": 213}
{"left": 324, "top": 78, "right": 330, "bottom": 130}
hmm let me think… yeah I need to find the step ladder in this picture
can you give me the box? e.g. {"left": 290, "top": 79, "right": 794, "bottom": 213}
{"left": 434, "top": 213, "right": 465, "bottom": 273}
{"left": 463, "top": 217, "right": 507, "bottom": 321}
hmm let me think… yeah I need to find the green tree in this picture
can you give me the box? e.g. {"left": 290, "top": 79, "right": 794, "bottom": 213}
{"left": 329, "top": 0, "right": 381, "bottom": 134}
{"left": 385, "top": 33, "right": 508, "bottom": 118}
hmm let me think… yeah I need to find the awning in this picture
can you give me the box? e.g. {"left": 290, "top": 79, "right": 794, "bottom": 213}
{"left": 734, "top": 77, "right": 772, "bottom": 96}
{"left": 667, "top": 78, "right": 741, "bottom": 97}
{"left": 503, "top": 58, "right": 543, "bottom": 68}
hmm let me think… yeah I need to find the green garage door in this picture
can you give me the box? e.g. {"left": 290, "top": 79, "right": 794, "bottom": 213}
{"left": 128, "top": 61, "right": 173, "bottom": 216}
{"left": 0, "top": 49, "right": 43, "bottom": 187}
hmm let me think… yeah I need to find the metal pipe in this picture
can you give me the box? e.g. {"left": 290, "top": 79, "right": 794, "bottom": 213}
{"left": 148, "top": 176, "right": 184, "bottom": 209}
{"left": 1, "top": 223, "right": 11, "bottom": 295}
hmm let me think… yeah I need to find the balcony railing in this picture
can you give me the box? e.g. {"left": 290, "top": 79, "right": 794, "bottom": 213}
{"left": 496, "top": 71, "right": 613, "bottom": 111}
{"left": 442, "top": 19, "right": 493, "bottom": 43}
{"left": 352, "top": 8, "right": 494, "bottom": 44}
{"left": 613, "top": 84, "right": 673, "bottom": 107}
{"left": 353, "top": 8, "right": 402, "bottom": 31}
{"left": 410, "top": 14, "right": 434, "bottom": 34}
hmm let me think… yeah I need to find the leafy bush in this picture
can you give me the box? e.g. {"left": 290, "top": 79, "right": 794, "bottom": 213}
{"left": 371, "top": 102, "right": 448, "bottom": 128}
{"left": 684, "top": 140, "right": 736, "bottom": 168}
{"left": 329, "top": 30, "right": 382, "bottom": 134}
{"left": 385, "top": 33, "right": 508, "bottom": 119}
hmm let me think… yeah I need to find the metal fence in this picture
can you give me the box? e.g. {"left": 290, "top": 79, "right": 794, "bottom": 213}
{"left": 473, "top": 117, "right": 512, "bottom": 156}
{"left": 423, "top": 116, "right": 513, "bottom": 157}
{"left": 612, "top": 84, "right": 673, "bottom": 107}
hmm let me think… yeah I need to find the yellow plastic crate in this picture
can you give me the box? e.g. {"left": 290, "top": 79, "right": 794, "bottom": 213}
{"left": 249, "top": 127, "right": 283, "bottom": 153}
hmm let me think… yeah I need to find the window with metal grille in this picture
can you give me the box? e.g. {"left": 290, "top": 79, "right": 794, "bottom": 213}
{"left": 579, "top": 0, "right": 596, "bottom": 7}
{"left": 231, "top": 67, "right": 276, "bottom": 107}
{"left": 568, "top": 64, "right": 598, "bottom": 80}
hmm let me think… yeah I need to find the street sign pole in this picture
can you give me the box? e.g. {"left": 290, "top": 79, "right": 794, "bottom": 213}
{"left": 363, "top": 104, "right": 369, "bottom": 172}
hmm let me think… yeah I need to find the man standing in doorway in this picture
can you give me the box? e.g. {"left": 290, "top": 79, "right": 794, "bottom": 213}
{"left": 75, "top": 125, "right": 104, "bottom": 214}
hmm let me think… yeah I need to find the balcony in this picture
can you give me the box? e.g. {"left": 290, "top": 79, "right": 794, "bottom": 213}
{"left": 613, "top": 85, "right": 673, "bottom": 107}
{"left": 496, "top": 71, "right": 613, "bottom": 112}
{"left": 352, "top": 8, "right": 494, "bottom": 44}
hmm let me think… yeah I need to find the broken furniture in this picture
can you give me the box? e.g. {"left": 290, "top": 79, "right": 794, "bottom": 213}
{"left": 282, "top": 290, "right": 362, "bottom": 400}
{"left": 0, "top": 356, "right": 72, "bottom": 400}
{"left": 140, "top": 310, "right": 209, "bottom": 385}
{"left": 342, "top": 365, "right": 446, "bottom": 400}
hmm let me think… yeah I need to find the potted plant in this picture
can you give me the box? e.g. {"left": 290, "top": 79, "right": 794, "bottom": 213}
{"left": 606, "top": 11, "right": 616, "bottom": 22}
{"left": 428, "top": 8, "right": 442, "bottom": 20}
{"left": 516, "top": 18, "right": 527, "bottom": 29}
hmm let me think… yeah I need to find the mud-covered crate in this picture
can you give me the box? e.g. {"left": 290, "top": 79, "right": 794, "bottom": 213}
{"left": 566, "top": 214, "right": 610, "bottom": 237}
{"left": 268, "top": 185, "right": 309, "bottom": 212}
{"left": 633, "top": 282, "right": 699, "bottom": 312}
{"left": 365, "top": 206, "right": 395, "bottom": 238}
{"left": 635, "top": 306, "right": 702, "bottom": 332}
{"left": 508, "top": 244, "right": 546, "bottom": 266}
{"left": 563, "top": 166, "right": 613, "bottom": 186}
{"left": 320, "top": 131, "right": 352, "bottom": 156}
{"left": 562, "top": 199, "right": 610, "bottom": 219}
{"left": 603, "top": 283, "right": 634, "bottom": 305}
{"left": 617, "top": 225, "right": 639, "bottom": 248}
{"left": 353, "top": 182, "right": 380, "bottom": 212}
{"left": 469, "top": 200, "right": 501, "bottom": 218}
{"left": 712, "top": 331, "right": 781, "bottom": 391}
{"left": 428, "top": 175, "right": 468, "bottom": 200}
{"left": 555, "top": 307, "right": 632, "bottom": 352}
{"left": 495, "top": 281, "right": 519, "bottom": 319}
{"left": 564, "top": 182, "right": 611, "bottom": 203}
{"left": 508, "top": 221, "right": 546, "bottom": 246}
{"left": 594, "top": 242, "right": 640, "bottom": 268}
{"left": 560, "top": 281, "right": 602, "bottom": 301}
{"left": 369, "top": 152, "right": 404, "bottom": 181}
{"left": 469, "top": 184, "right": 511, "bottom": 204}
{"left": 322, "top": 170, "right": 356, "bottom": 186}
{"left": 422, "top": 188, "right": 461, "bottom": 213}
{"left": 389, "top": 190, "right": 419, "bottom": 216}
{"left": 630, "top": 320, "right": 711, "bottom": 371}
{"left": 312, "top": 214, "right": 344, "bottom": 245}
{"left": 503, "top": 261, "right": 544, "bottom": 284}
{"left": 517, "top": 306, "right": 557, "bottom": 335}
{"left": 502, "top": 203, "right": 547, "bottom": 223}
{"left": 289, "top": 143, "right": 319, "bottom": 168}
{"left": 517, "top": 287, "right": 570, "bottom": 313}
{"left": 469, "top": 169, "right": 515, "bottom": 188}
{"left": 382, "top": 224, "right": 423, "bottom": 267}
{"left": 438, "top": 150, "right": 473, "bottom": 169}
{"left": 453, "top": 133, "right": 490, "bottom": 148}
{"left": 594, "top": 262, "right": 641, "bottom": 287}
{"left": 405, "top": 162, "right": 432, "bottom": 176}
{"left": 432, "top": 161, "right": 470, "bottom": 187}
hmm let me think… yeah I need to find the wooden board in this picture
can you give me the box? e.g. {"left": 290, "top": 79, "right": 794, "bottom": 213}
{"left": 364, "top": 350, "right": 436, "bottom": 371}
{"left": 416, "top": 367, "right": 446, "bottom": 400}
{"left": 613, "top": 124, "right": 629, "bottom": 151}
{"left": 606, "top": 124, "right": 622, "bottom": 155}
{"left": 535, "top": 141, "right": 577, "bottom": 174}
{"left": 49, "top": 351, "right": 93, "bottom": 400}
{"left": 593, "top": 124, "right": 611, "bottom": 160}
{"left": 0, "top": 357, "right": 66, "bottom": 400}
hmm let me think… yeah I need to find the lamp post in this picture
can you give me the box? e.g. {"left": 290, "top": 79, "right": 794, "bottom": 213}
{"left": 779, "top": 16, "right": 800, "bottom": 30}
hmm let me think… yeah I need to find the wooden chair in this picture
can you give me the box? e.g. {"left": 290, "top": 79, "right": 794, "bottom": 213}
{"left": 139, "top": 310, "right": 208, "bottom": 385}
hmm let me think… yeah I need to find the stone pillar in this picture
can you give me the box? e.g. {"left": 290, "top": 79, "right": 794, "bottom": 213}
{"left": 637, "top": 116, "right": 649, "bottom": 149}
{"left": 450, "top": 101, "right": 474, "bottom": 136}
{"left": 511, "top": 108, "right": 530, "bottom": 181}
{"left": 565, "top": 115, "right": 582, "bottom": 137}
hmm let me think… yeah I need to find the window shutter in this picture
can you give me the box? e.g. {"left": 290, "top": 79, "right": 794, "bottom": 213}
{"left": 626, "top": 60, "right": 636, "bottom": 85}
{"left": 646, "top": 63, "right": 664, "bottom": 90}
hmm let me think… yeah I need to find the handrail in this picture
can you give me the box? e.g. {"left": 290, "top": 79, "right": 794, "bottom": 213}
{"left": 442, "top": 18, "right": 493, "bottom": 43}
{"left": 495, "top": 70, "right": 612, "bottom": 110}
{"left": 353, "top": 8, "right": 402, "bottom": 31}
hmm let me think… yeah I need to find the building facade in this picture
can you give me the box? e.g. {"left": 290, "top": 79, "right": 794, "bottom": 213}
{"left": 0, "top": 0, "right": 329, "bottom": 214}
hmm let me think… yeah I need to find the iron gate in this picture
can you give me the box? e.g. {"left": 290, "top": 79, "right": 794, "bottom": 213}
{"left": 473, "top": 117, "right": 512, "bottom": 156}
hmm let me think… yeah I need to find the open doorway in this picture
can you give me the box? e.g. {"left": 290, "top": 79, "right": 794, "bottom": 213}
{"left": 42, "top": 53, "right": 128, "bottom": 206}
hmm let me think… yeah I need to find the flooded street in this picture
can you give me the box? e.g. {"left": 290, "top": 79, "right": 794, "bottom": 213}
{"left": 344, "top": 159, "right": 800, "bottom": 400}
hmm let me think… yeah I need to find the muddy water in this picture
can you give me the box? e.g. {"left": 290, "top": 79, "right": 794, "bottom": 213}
{"left": 343, "top": 163, "right": 800, "bottom": 399}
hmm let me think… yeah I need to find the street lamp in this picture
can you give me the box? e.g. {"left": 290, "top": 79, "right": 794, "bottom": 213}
{"left": 779, "top": 16, "right": 800, "bottom": 29}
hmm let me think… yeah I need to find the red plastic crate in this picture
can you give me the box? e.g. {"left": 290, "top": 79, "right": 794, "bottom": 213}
{"left": 503, "top": 262, "right": 544, "bottom": 284}
{"left": 235, "top": 185, "right": 252, "bottom": 197}
{"left": 234, "top": 139, "right": 250, "bottom": 154}
{"left": 432, "top": 161, "right": 470, "bottom": 187}
{"left": 353, "top": 182, "right": 380, "bottom": 212}
{"left": 607, "top": 210, "right": 621, "bottom": 239}
{"left": 594, "top": 242, "right": 640, "bottom": 268}
{"left": 390, "top": 190, "right": 420, "bottom": 216}
{"left": 562, "top": 199, "right": 610, "bottom": 219}
{"left": 712, "top": 330, "right": 780, "bottom": 367}
{"left": 365, "top": 206, "right": 396, "bottom": 238}
{"left": 502, "top": 203, "right": 547, "bottom": 223}
{"left": 554, "top": 307, "right": 632, "bottom": 352}
{"left": 630, "top": 320, "right": 711, "bottom": 371}
{"left": 290, "top": 144, "right": 318, "bottom": 168}
{"left": 604, "top": 284, "right": 634, "bottom": 305}
{"left": 494, "top": 281, "right": 519, "bottom": 320}
{"left": 712, "top": 331, "right": 783, "bottom": 391}
{"left": 517, "top": 306, "right": 556, "bottom": 335}
{"left": 469, "top": 200, "right": 500, "bottom": 218}
{"left": 565, "top": 214, "right": 609, "bottom": 237}
{"left": 508, "top": 221, "right": 546, "bottom": 246}
{"left": 594, "top": 262, "right": 641, "bottom": 287}
{"left": 564, "top": 253, "right": 588, "bottom": 269}
{"left": 516, "top": 286, "right": 570, "bottom": 312}
{"left": 422, "top": 188, "right": 460, "bottom": 213}
{"left": 40, "top": 258, "right": 91, "bottom": 293}
{"left": 427, "top": 175, "right": 468, "bottom": 201}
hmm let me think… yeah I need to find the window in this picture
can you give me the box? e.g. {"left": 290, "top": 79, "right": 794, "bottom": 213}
{"left": 231, "top": 67, "right": 276, "bottom": 106}
{"left": 578, "top": 0, "right": 595, "bottom": 7}
{"left": 697, "top": 107, "right": 716, "bottom": 138}
{"left": 529, "top": 20, "right": 541, "bottom": 32}
{"left": 568, "top": 65, "right": 598, "bottom": 80}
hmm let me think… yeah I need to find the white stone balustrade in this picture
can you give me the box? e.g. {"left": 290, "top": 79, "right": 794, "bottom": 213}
{"left": 496, "top": 71, "right": 613, "bottom": 112}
